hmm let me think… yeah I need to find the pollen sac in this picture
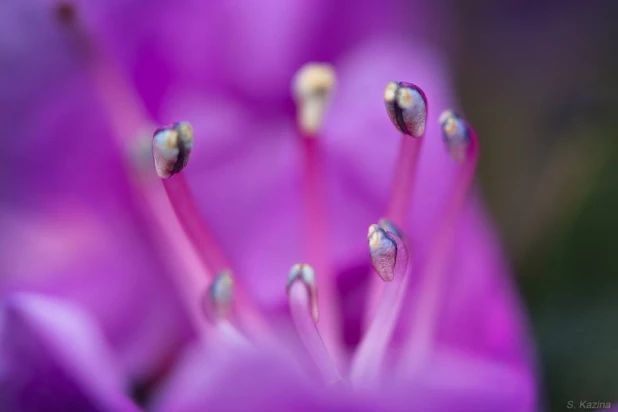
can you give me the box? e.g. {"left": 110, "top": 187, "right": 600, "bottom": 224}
{"left": 368, "top": 224, "right": 397, "bottom": 282}
{"left": 378, "top": 218, "right": 402, "bottom": 238}
{"left": 287, "top": 263, "right": 319, "bottom": 322}
{"left": 152, "top": 121, "right": 194, "bottom": 178}
{"left": 205, "top": 270, "right": 234, "bottom": 320}
{"left": 384, "top": 81, "right": 427, "bottom": 138}
{"left": 292, "top": 63, "right": 336, "bottom": 136}
{"left": 439, "top": 110, "right": 469, "bottom": 162}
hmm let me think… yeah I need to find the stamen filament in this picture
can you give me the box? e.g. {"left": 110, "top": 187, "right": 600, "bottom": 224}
{"left": 350, "top": 231, "right": 409, "bottom": 386}
{"left": 386, "top": 137, "right": 423, "bottom": 227}
{"left": 288, "top": 280, "right": 342, "bottom": 384}
{"left": 156, "top": 136, "right": 270, "bottom": 338}
{"left": 301, "top": 138, "right": 340, "bottom": 341}
{"left": 56, "top": 9, "right": 211, "bottom": 334}
{"left": 366, "top": 82, "right": 427, "bottom": 327}
{"left": 55, "top": 4, "right": 239, "bottom": 337}
{"left": 162, "top": 174, "right": 227, "bottom": 277}
{"left": 400, "top": 112, "right": 479, "bottom": 373}
{"left": 293, "top": 63, "right": 341, "bottom": 356}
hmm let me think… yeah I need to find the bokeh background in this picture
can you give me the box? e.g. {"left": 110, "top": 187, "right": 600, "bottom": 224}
{"left": 449, "top": 1, "right": 618, "bottom": 410}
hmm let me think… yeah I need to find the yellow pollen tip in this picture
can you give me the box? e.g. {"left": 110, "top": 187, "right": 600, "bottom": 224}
{"left": 383, "top": 82, "right": 398, "bottom": 103}
{"left": 164, "top": 129, "right": 179, "bottom": 149}
{"left": 292, "top": 63, "right": 336, "bottom": 136}
{"left": 397, "top": 87, "right": 413, "bottom": 109}
{"left": 368, "top": 224, "right": 381, "bottom": 247}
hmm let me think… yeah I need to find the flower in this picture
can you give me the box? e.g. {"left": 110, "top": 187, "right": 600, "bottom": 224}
{"left": 0, "top": 0, "right": 536, "bottom": 410}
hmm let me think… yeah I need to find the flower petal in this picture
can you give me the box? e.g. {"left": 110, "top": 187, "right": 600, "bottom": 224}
{"left": 0, "top": 293, "right": 138, "bottom": 411}
{"left": 0, "top": 0, "right": 192, "bottom": 376}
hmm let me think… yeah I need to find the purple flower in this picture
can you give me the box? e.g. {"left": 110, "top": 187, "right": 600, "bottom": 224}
{"left": 0, "top": 0, "right": 536, "bottom": 410}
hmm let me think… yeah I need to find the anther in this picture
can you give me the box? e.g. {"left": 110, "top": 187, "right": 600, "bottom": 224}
{"left": 292, "top": 63, "right": 336, "bottom": 136}
{"left": 203, "top": 271, "right": 234, "bottom": 321}
{"left": 287, "top": 264, "right": 319, "bottom": 323}
{"left": 54, "top": 1, "right": 76, "bottom": 26}
{"left": 152, "top": 122, "right": 194, "bottom": 178}
{"left": 378, "top": 217, "right": 402, "bottom": 238}
{"left": 384, "top": 81, "right": 427, "bottom": 138}
{"left": 368, "top": 224, "right": 397, "bottom": 282}
{"left": 439, "top": 110, "right": 470, "bottom": 162}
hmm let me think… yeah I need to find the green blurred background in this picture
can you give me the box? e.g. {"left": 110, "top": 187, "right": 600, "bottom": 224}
{"left": 449, "top": 1, "right": 618, "bottom": 410}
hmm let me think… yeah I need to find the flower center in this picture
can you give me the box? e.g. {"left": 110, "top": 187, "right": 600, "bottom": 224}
{"left": 54, "top": 0, "right": 479, "bottom": 393}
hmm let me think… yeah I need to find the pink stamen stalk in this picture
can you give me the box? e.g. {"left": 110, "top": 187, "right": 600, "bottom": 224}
{"left": 301, "top": 136, "right": 341, "bottom": 356}
{"left": 78, "top": 46, "right": 211, "bottom": 335}
{"left": 162, "top": 175, "right": 226, "bottom": 277}
{"left": 400, "top": 120, "right": 479, "bottom": 374}
{"left": 365, "top": 135, "right": 424, "bottom": 328}
{"left": 288, "top": 280, "right": 342, "bottom": 384}
{"left": 386, "top": 136, "right": 424, "bottom": 227}
{"left": 365, "top": 82, "right": 428, "bottom": 328}
{"left": 350, "top": 233, "right": 409, "bottom": 386}
{"left": 56, "top": 7, "right": 241, "bottom": 336}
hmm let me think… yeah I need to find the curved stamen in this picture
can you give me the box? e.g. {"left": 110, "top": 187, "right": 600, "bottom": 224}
{"left": 365, "top": 82, "right": 427, "bottom": 328}
{"left": 53, "top": 3, "right": 213, "bottom": 334}
{"left": 201, "top": 272, "right": 250, "bottom": 347}
{"left": 152, "top": 124, "right": 270, "bottom": 337}
{"left": 292, "top": 64, "right": 341, "bottom": 357}
{"left": 399, "top": 111, "right": 479, "bottom": 374}
{"left": 287, "top": 264, "right": 342, "bottom": 384}
{"left": 350, "top": 229, "right": 409, "bottom": 386}
{"left": 203, "top": 271, "right": 234, "bottom": 321}
{"left": 152, "top": 123, "right": 228, "bottom": 276}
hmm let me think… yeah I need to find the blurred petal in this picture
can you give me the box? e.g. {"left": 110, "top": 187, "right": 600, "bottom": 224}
{"left": 0, "top": 293, "right": 138, "bottom": 411}
{"left": 390, "top": 349, "right": 535, "bottom": 412}
{"left": 154, "top": 344, "right": 533, "bottom": 412}
{"left": 0, "top": 0, "right": 191, "bottom": 375}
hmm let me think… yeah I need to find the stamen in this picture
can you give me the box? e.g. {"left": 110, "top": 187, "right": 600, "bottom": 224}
{"left": 292, "top": 63, "right": 336, "bottom": 137}
{"left": 53, "top": 2, "right": 214, "bottom": 335}
{"left": 151, "top": 124, "right": 227, "bottom": 276}
{"left": 365, "top": 82, "right": 427, "bottom": 328}
{"left": 286, "top": 264, "right": 319, "bottom": 323}
{"left": 383, "top": 81, "right": 428, "bottom": 226}
{"left": 399, "top": 111, "right": 479, "bottom": 374}
{"left": 367, "top": 224, "right": 397, "bottom": 282}
{"left": 440, "top": 110, "right": 470, "bottom": 162}
{"left": 201, "top": 272, "right": 249, "bottom": 347}
{"left": 384, "top": 81, "right": 427, "bottom": 138}
{"left": 350, "top": 229, "right": 409, "bottom": 386}
{"left": 152, "top": 122, "right": 194, "bottom": 179}
{"left": 287, "top": 264, "right": 342, "bottom": 384}
{"left": 203, "top": 271, "right": 234, "bottom": 322}
{"left": 292, "top": 64, "right": 341, "bottom": 358}
{"left": 151, "top": 125, "right": 269, "bottom": 337}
